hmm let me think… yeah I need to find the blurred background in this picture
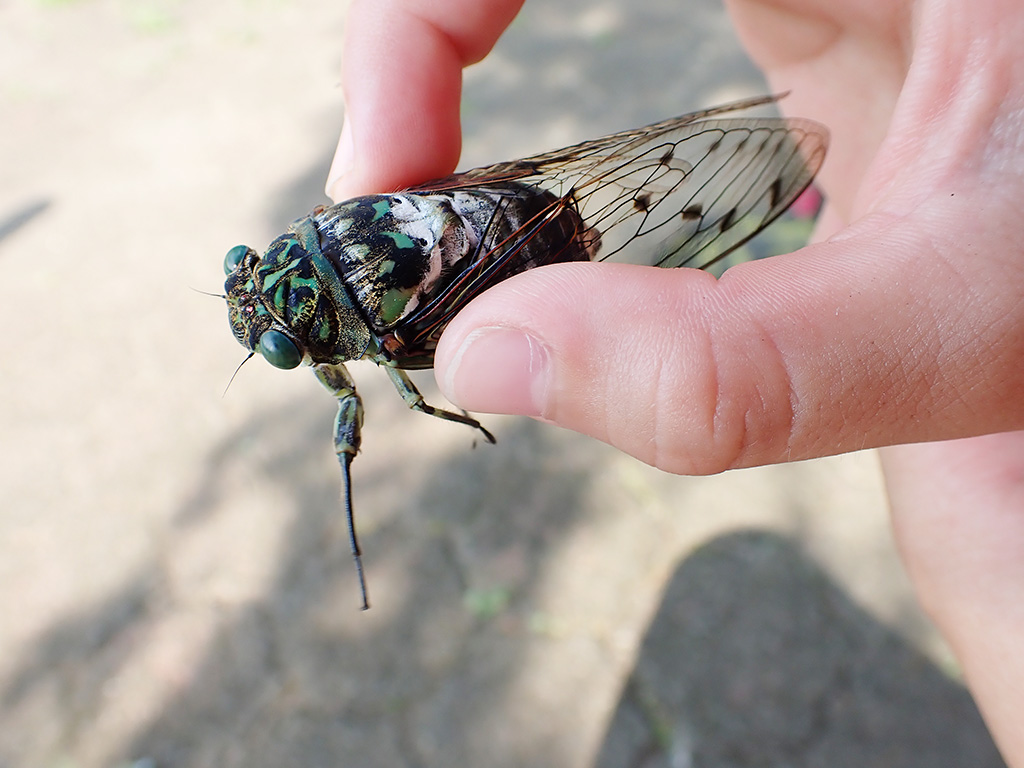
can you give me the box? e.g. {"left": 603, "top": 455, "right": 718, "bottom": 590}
{"left": 0, "top": 1, "right": 1005, "bottom": 766}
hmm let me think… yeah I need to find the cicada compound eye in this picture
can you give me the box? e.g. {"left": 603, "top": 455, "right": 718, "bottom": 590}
{"left": 258, "top": 330, "right": 302, "bottom": 369}
{"left": 224, "top": 244, "right": 254, "bottom": 275}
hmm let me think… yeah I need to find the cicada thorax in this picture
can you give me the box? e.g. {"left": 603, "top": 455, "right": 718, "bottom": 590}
{"left": 312, "top": 182, "right": 595, "bottom": 367}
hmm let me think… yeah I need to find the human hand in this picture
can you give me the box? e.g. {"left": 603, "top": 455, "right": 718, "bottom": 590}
{"left": 328, "top": 1, "right": 1024, "bottom": 762}
{"left": 726, "top": 4, "right": 1024, "bottom": 764}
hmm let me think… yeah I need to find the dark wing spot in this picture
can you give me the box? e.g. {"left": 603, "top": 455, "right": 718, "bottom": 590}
{"left": 768, "top": 178, "right": 783, "bottom": 207}
{"left": 681, "top": 204, "right": 702, "bottom": 221}
{"left": 634, "top": 193, "right": 651, "bottom": 212}
{"left": 720, "top": 207, "right": 737, "bottom": 231}
{"left": 659, "top": 147, "right": 674, "bottom": 165}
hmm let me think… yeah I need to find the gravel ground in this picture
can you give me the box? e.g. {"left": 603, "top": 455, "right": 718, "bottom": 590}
{"left": 0, "top": 1, "right": 1004, "bottom": 766}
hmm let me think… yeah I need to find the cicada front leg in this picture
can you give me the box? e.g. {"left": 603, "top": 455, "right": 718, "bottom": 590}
{"left": 383, "top": 366, "right": 496, "bottom": 445}
{"left": 314, "top": 362, "right": 370, "bottom": 610}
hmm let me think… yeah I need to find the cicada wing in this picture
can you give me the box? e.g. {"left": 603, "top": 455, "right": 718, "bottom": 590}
{"left": 409, "top": 95, "right": 827, "bottom": 272}
{"left": 571, "top": 117, "right": 827, "bottom": 269}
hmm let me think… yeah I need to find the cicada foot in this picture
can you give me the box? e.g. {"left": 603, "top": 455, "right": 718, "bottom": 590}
{"left": 384, "top": 365, "right": 496, "bottom": 444}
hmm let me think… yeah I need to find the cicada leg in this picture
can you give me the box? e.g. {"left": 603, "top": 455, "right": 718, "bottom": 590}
{"left": 383, "top": 366, "right": 496, "bottom": 444}
{"left": 314, "top": 362, "right": 370, "bottom": 610}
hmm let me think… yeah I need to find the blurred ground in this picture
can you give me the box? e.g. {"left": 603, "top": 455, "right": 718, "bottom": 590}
{"left": 0, "top": 1, "right": 1006, "bottom": 767}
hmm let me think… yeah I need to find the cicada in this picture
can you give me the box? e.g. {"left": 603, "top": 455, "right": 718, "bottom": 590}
{"left": 223, "top": 95, "right": 828, "bottom": 609}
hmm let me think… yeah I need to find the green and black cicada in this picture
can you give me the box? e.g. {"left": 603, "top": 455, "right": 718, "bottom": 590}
{"left": 223, "top": 95, "right": 828, "bottom": 609}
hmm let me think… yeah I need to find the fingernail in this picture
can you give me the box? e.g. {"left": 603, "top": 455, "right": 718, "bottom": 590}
{"left": 325, "top": 117, "right": 354, "bottom": 201}
{"left": 441, "top": 327, "right": 550, "bottom": 417}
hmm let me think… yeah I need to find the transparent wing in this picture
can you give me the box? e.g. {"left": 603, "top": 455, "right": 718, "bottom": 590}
{"left": 410, "top": 95, "right": 828, "bottom": 271}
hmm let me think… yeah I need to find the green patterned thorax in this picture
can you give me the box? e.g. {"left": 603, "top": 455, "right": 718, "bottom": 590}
{"left": 224, "top": 222, "right": 371, "bottom": 366}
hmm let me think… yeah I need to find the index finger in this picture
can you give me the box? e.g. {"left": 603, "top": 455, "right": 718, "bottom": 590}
{"left": 327, "top": 0, "right": 525, "bottom": 201}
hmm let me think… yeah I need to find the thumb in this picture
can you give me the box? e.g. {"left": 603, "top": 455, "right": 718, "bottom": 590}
{"left": 433, "top": 213, "right": 1024, "bottom": 474}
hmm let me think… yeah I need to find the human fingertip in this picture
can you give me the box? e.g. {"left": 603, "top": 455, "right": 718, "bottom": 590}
{"left": 325, "top": 117, "right": 355, "bottom": 202}
{"left": 437, "top": 326, "right": 550, "bottom": 418}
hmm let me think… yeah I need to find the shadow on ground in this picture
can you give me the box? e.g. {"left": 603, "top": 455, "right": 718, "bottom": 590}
{"left": 0, "top": 412, "right": 1004, "bottom": 767}
{"left": 597, "top": 532, "right": 1004, "bottom": 768}
{"left": 1, "top": 387, "right": 606, "bottom": 766}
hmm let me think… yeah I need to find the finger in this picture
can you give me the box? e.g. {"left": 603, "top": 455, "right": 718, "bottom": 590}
{"left": 433, "top": 208, "right": 1024, "bottom": 474}
{"left": 884, "top": 434, "right": 1024, "bottom": 765}
{"left": 327, "top": 0, "right": 524, "bottom": 201}
{"left": 724, "top": 0, "right": 910, "bottom": 71}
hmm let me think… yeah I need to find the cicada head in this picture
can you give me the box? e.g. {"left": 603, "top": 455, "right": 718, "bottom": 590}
{"left": 223, "top": 230, "right": 372, "bottom": 370}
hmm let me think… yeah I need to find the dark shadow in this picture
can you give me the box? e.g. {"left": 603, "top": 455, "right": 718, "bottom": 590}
{"left": 262, "top": 140, "right": 337, "bottom": 236}
{"left": 595, "top": 531, "right": 1005, "bottom": 768}
{"left": 457, "top": 0, "right": 769, "bottom": 161}
{"left": 125, "top": 397, "right": 603, "bottom": 766}
{"left": 0, "top": 359, "right": 607, "bottom": 766}
{"left": 0, "top": 198, "right": 51, "bottom": 245}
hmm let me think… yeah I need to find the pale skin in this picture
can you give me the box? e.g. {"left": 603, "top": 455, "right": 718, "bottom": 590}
{"left": 327, "top": 0, "right": 1024, "bottom": 761}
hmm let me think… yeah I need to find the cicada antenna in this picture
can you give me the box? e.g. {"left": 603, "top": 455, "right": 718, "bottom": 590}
{"left": 190, "top": 286, "right": 227, "bottom": 299}
{"left": 223, "top": 353, "right": 255, "bottom": 397}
